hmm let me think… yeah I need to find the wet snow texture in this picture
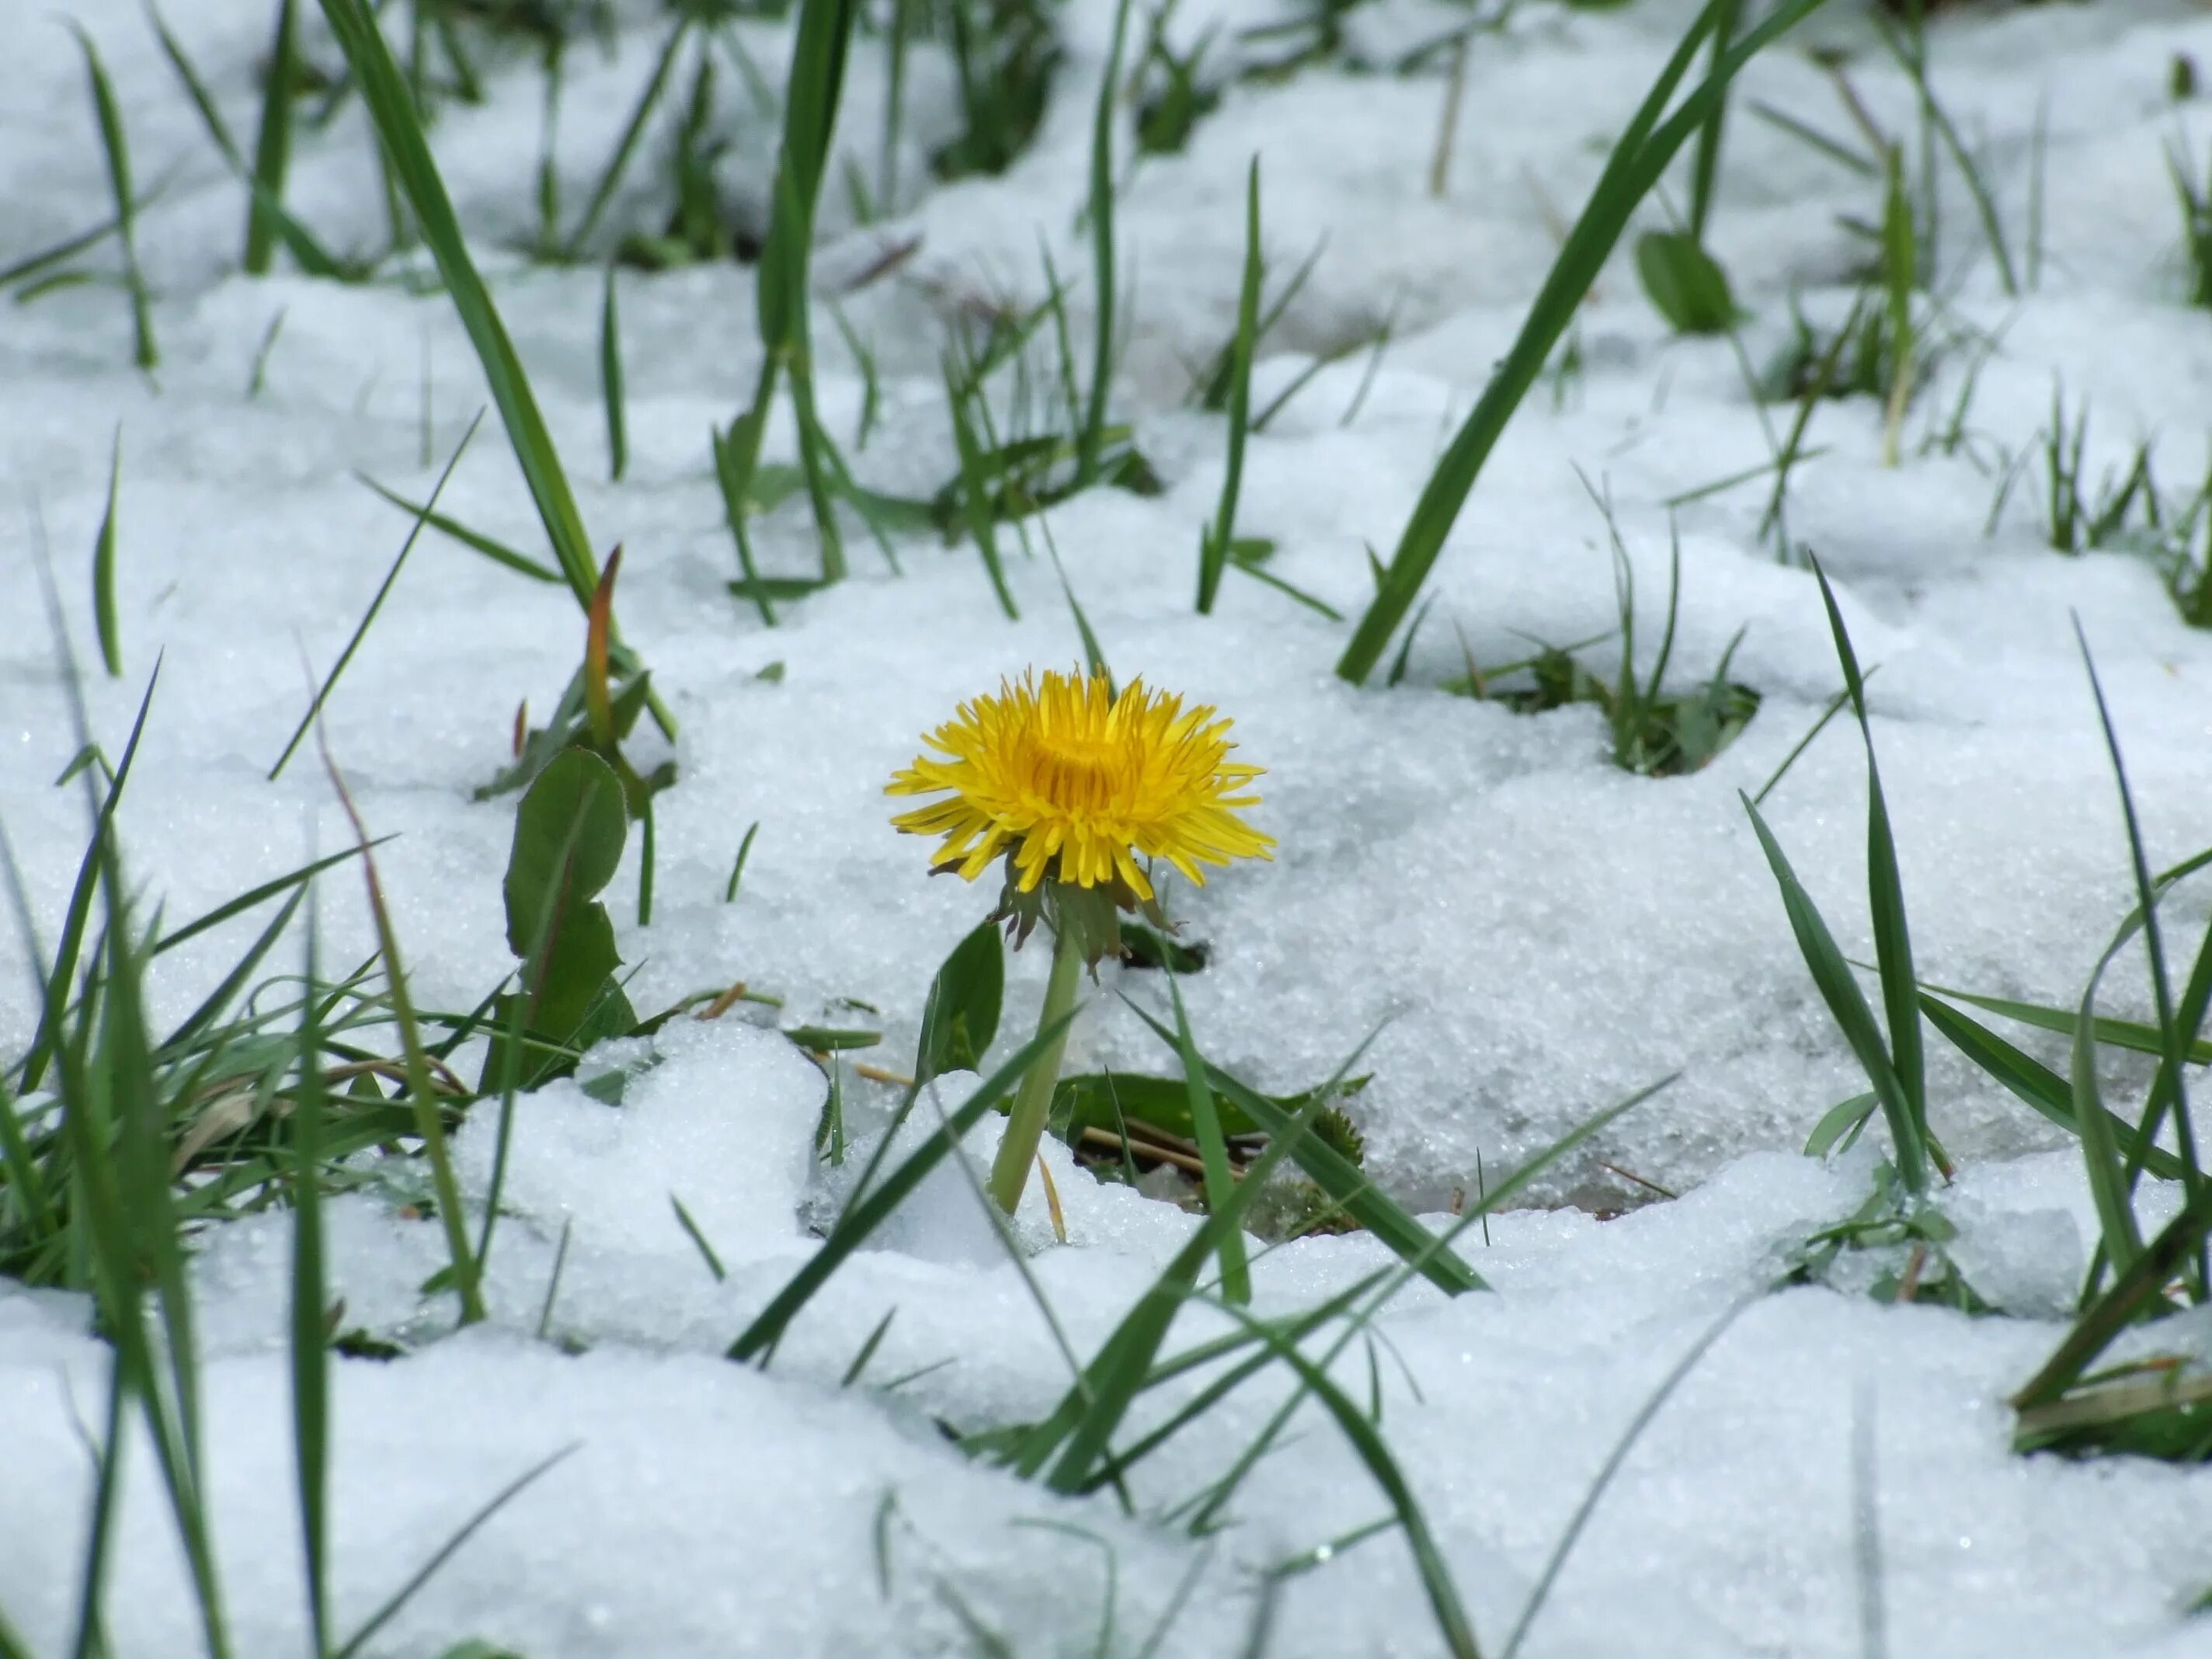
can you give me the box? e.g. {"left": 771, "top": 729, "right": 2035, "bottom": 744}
{"left": 7, "top": 0, "right": 2212, "bottom": 1652}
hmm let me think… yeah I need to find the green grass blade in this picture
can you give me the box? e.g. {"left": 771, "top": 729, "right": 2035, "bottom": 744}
{"left": 1804, "top": 1091, "right": 1878, "bottom": 1158}
{"left": 245, "top": 0, "right": 300, "bottom": 273}
{"left": 1077, "top": 0, "right": 1136, "bottom": 485}
{"left": 152, "top": 841, "right": 385, "bottom": 958}
{"left": 1336, "top": 0, "right": 1829, "bottom": 683}
{"left": 727, "top": 1007, "right": 1081, "bottom": 1364}
{"left": 68, "top": 23, "right": 155, "bottom": 369}
{"left": 565, "top": 16, "right": 692, "bottom": 256}
{"left": 91, "top": 424, "right": 123, "bottom": 678}
{"left": 2075, "top": 621, "right": 2200, "bottom": 1278}
{"left": 944, "top": 351, "right": 1020, "bottom": 619}
{"left": 1017, "top": 1095, "right": 1338, "bottom": 1487}
{"left": 1501, "top": 1296, "right": 1754, "bottom": 1658}
{"left": 334, "top": 1446, "right": 578, "bottom": 1659}
{"left": 274, "top": 416, "right": 481, "bottom": 780}
{"left": 670, "top": 1192, "right": 728, "bottom": 1281}
{"left": 17, "top": 665, "right": 158, "bottom": 1094}
{"left": 724, "top": 821, "right": 760, "bottom": 903}
{"left": 1741, "top": 792, "right": 1921, "bottom": 1188}
{"left": 1120, "top": 1000, "right": 1484, "bottom": 1296}
{"left": 711, "top": 422, "right": 779, "bottom": 628}
{"left": 2013, "top": 1181, "right": 2212, "bottom": 1410}
{"left": 1921, "top": 993, "right": 2186, "bottom": 1181}
{"left": 67, "top": 1328, "right": 130, "bottom": 1659}
{"left": 291, "top": 909, "right": 333, "bottom": 1654}
{"left": 1811, "top": 560, "right": 1928, "bottom": 1188}
{"left": 600, "top": 266, "right": 628, "bottom": 482}
{"left": 1166, "top": 972, "right": 1247, "bottom": 1301}
{"left": 1198, "top": 158, "right": 1261, "bottom": 614}
{"left": 1202, "top": 1298, "right": 1481, "bottom": 1658}
{"left": 312, "top": 0, "right": 607, "bottom": 614}
{"left": 147, "top": 1, "right": 349, "bottom": 282}
{"left": 355, "top": 472, "right": 565, "bottom": 585}
{"left": 318, "top": 743, "right": 483, "bottom": 1323}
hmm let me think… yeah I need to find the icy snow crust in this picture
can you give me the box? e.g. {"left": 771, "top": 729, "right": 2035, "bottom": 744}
{"left": 8, "top": 0, "right": 2212, "bottom": 1650}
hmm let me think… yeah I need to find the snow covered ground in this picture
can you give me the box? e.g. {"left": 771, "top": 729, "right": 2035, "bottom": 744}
{"left": 6, "top": 0, "right": 2212, "bottom": 1651}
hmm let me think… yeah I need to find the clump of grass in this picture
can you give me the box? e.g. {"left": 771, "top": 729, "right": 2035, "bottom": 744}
{"left": 1447, "top": 505, "right": 1761, "bottom": 779}
{"left": 1132, "top": 3, "right": 1221, "bottom": 155}
{"left": 1743, "top": 562, "right": 1991, "bottom": 1309}
{"left": 1909, "top": 634, "right": 2212, "bottom": 1459}
{"left": 713, "top": 0, "right": 881, "bottom": 602}
{"left": 2168, "top": 132, "right": 2212, "bottom": 308}
{"left": 931, "top": 0, "right": 1061, "bottom": 180}
{"left": 2035, "top": 383, "right": 2162, "bottom": 555}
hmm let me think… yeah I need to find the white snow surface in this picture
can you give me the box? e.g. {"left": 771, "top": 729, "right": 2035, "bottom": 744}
{"left": 6, "top": 0, "right": 2212, "bottom": 1651}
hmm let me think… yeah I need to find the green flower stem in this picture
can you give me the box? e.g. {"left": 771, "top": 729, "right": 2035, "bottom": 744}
{"left": 988, "top": 914, "right": 1084, "bottom": 1213}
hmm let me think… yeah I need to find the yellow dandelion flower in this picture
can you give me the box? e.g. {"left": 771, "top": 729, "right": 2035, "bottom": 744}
{"left": 886, "top": 668, "right": 1275, "bottom": 901}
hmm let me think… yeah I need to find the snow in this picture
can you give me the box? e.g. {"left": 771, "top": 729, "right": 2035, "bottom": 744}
{"left": 7, "top": 0, "right": 2212, "bottom": 1650}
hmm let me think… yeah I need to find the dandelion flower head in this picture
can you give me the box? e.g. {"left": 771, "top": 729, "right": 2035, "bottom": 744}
{"left": 887, "top": 668, "right": 1275, "bottom": 899}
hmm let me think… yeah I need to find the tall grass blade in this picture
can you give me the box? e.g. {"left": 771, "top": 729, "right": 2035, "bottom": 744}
{"left": 245, "top": 0, "right": 300, "bottom": 273}
{"left": 18, "top": 666, "right": 158, "bottom": 1094}
{"left": 1202, "top": 1299, "right": 1481, "bottom": 1658}
{"left": 1337, "top": 0, "right": 1830, "bottom": 683}
{"left": 312, "top": 0, "right": 668, "bottom": 750}
{"left": 69, "top": 24, "right": 156, "bottom": 369}
{"left": 1741, "top": 795, "right": 1922, "bottom": 1189}
{"left": 565, "top": 16, "right": 693, "bottom": 257}
{"left": 1811, "top": 562, "right": 1928, "bottom": 1190}
{"left": 1198, "top": 158, "right": 1261, "bottom": 615}
{"left": 290, "top": 907, "right": 333, "bottom": 1654}
{"left": 1121, "top": 1000, "right": 1483, "bottom": 1295}
{"left": 1166, "top": 971, "right": 1247, "bottom": 1301}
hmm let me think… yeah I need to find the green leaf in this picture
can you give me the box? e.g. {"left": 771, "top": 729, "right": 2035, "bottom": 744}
{"left": 503, "top": 749, "right": 628, "bottom": 1045}
{"left": 1803, "top": 1091, "right": 1878, "bottom": 1158}
{"left": 1634, "top": 228, "right": 1737, "bottom": 333}
{"left": 913, "top": 920, "right": 1004, "bottom": 1086}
